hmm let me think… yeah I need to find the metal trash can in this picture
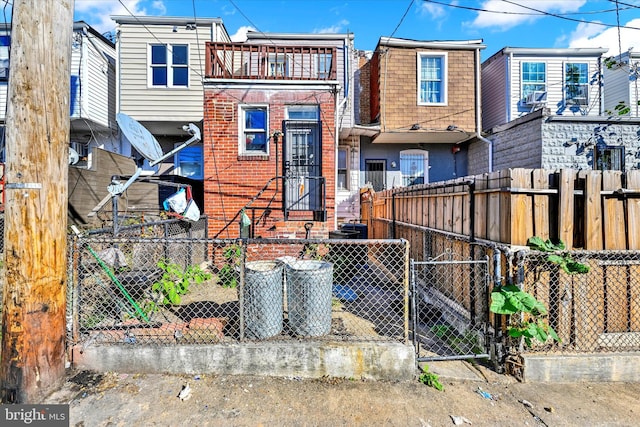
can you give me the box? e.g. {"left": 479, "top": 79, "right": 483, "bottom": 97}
{"left": 243, "top": 261, "right": 283, "bottom": 340}
{"left": 285, "top": 260, "right": 333, "bottom": 337}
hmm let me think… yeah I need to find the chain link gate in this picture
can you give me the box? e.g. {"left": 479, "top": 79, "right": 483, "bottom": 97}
{"left": 411, "top": 250, "right": 491, "bottom": 361}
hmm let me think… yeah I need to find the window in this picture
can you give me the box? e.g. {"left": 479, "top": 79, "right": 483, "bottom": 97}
{"left": 149, "top": 44, "right": 189, "bottom": 87}
{"left": 418, "top": 53, "right": 447, "bottom": 105}
{"left": 338, "top": 148, "right": 348, "bottom": 190}
{"left": 0, "top": 35, "right": 9, "bottom": 80}
{"left": 594, "top": 145, "right": 624, "bottom": 171}
{"left": 400, "top": 150, "right": 429, "bottom": 186}
{"left": 175, "top": 145, "right": 204, "bottom": 179}
{"left": 267, "top": 53, "right": 289, "bottom": 77}
{"left": 522, "top": 62, "right": 546, "bottom": 101}
{"left": 317, "top": 53, "right": 332, "bottom": 79}
{"left": 286, "top": 105, "right": 319, "bottom": 120}
{"left": 565, "top": 63, "right": 589, "bottom": 105}
{"left": 240, "top": 106, "right": 268, "bottom": 155}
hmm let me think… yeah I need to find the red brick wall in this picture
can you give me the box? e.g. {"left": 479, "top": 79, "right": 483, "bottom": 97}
{"left": 203, "top": 88, "right": 336, "bottom": 239}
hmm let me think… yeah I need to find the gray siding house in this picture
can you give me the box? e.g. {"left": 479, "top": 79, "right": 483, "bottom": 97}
{"left": 467, "top": 47, "right": 640, "bottom": 175}
{"left": 481, "top": 47, "right": 608, "bottom": 132}
{"left": 603, "top": 50, "right": 640, "bottom": 117}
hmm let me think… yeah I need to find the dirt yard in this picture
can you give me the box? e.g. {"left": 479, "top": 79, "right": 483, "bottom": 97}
{"left": 44, "top": 363, "right": 640, "bottom": 426}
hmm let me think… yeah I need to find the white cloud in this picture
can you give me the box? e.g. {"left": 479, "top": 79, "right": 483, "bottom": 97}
{"left": 567, "top": 18, "right": 640, "bottom": 56}
{"left": 471, "top": 0, "right": 586, "bottom": 31}
{"left": 313, "top": 19, "right": 349, "bottom": 34}
{"left": 418, "top": 1, "right": 447, "bottom": 19}
{"left": 151, "top": 1, "right": 166, "bottom": 15}
{"left": 74, "top": 0, "right": 167, "bottom": 34}
{"left": 230, "top": 25, "right": 255, "bottom": 42}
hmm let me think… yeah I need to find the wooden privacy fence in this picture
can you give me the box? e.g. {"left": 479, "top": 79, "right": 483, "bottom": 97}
{"left": 361, "top": 168, "right": 640, "bottom": 250}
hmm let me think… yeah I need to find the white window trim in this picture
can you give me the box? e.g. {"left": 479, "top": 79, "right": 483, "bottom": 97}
{"left": 400, "top": 149, "right": 429, "bottom": 185}
{"left": 238, "top": 104, "right": 270, "bottom": 156}
{"left": 173, "top": 143, "right": 204, "bottom": 180}
{"left": 520, "top": 61, "right": 547, "bottom": 101}
{"left": 417, "top": 51, "right": 448, "bottom": 106}
{"left": 147, "top": 43, "right": 190, "bottom": 88}
{"left": 267, "top": 53, "right": 290, "bottom": 77}
{"left": 337, "top": 146, "right": 350, "bottom": 191}
{"left": 564, "top": 61, "right": 589, "bottom": 105}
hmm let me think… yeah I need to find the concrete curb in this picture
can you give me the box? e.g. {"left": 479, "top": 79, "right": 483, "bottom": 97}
{"left": 71, "top": 341, "right": 417, "bottom": 381}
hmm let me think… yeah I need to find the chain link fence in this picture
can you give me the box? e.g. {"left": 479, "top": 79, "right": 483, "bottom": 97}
{"left": 513, "top": 249, "right": 640, "bottom": 354}
{"left": 68, "top": 234, "right": 409, "bottom": 347}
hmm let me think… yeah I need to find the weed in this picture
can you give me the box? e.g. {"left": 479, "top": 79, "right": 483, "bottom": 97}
{"left": 418, "top": 365, "right": 443, "bottom": 391}
{"left": 152, "top": 260, "right": 212, "bottom": 305}
{"left": 218, "top": 244, "right": 241, "bottom": 288}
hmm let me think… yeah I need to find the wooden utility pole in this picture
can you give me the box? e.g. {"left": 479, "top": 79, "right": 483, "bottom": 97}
{"left": 1, "top": 0, "right": 73, "bottom": 403}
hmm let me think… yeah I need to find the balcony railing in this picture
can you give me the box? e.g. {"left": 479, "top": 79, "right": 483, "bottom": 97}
{"left": 205, "top": 42, "right": 337, "bottom": 81}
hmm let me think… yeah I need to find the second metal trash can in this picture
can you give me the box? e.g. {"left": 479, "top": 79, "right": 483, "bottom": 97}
{"left": 243, "top": 261, "right": 283, "bottom": 340}
{"left": 285, "top": 260, "right": 333, "bottom": 337}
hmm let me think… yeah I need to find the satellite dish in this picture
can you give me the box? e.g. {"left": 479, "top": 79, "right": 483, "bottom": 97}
{"left": 69, "top": 147, "right": 80, "bottom": 165}
{"left": 116, "top": 113, "right": 163, "bottom": 162}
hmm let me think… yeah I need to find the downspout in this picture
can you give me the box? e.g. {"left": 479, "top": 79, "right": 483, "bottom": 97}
{"left": 475, "top": 47, "right": 493, "bottom": 173}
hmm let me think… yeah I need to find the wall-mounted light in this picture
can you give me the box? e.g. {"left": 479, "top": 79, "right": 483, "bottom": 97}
{"left": 390, "top": 161, "right": 397, "bottom": 168}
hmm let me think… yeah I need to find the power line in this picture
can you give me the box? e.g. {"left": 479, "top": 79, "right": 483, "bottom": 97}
{"left": 422, "top": 0, "right": 640, "bottom": 30}
{"left": 389, "top": 0, "right": 415, "bottom": 39}
{"left": 500, "top": 0, "right": 640, "bottom": 30}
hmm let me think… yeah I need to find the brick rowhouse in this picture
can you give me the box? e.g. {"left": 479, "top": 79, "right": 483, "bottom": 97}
{"left": 203, "top": 88, "right": 336, "bottom": 239}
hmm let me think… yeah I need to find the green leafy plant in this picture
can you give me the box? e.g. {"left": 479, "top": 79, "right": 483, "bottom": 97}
{"left": 218, "top": 244, "right": 241, "bottom": 288}
{"left": 430, "top": 325, "right": 484, "bottom": 355}
{"left": 152, "top": 260, "right": 212, "bottom": 305}
{"left": 490, "top": 284, "right": 560, "bottom": 348}
{"left": 418, "top": 365, "right": 443, "bottom": 391}
{"left": 527, "top": 237, "right": 590, "bottom": 274}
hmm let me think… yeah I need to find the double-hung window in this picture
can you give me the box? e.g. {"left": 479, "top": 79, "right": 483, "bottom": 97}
{"left": 174, "top": 145, "right": 204, "bottom": 179}
{"left": 317, "top": 53, "right": 332, "bottom": 79}
{"left": 522, "top": 62, "right": 546, "bottom": 102}
{"left": 149, "top": 44, "right": 189, "bottom": 87}
{"left": 565, "top": 62, "right": 589, "bottom": 105}
{"left": 418, "top": 53, "right": 447, "bottom": 105}
{"left": 240, "top": 106, "right": 268, "bottom": 155}
{"left": 337, "top": 148, "right": 348, "bottom": 190}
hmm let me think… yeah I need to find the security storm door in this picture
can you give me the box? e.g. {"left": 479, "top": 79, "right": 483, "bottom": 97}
{"left": 283, "top": 120, "right": 322, "bottom": 217}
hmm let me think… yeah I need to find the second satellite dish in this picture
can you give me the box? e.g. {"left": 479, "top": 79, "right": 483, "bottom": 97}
{"left": 116, "top": 113, "right": 164, "bottom": 162}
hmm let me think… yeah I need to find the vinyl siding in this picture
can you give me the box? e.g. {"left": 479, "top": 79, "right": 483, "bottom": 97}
{"left": 483, "top": 50, "right": 605, "bottom": 130}
{"left": 603, "top": 52, "right": 640, "bottom": 117}
{"left": 481, "top": 52, "right": 508, "bottom": 131}
{"left": 117, "top": 23, "right": 226, "bottom": 122}
{"left": 71, "top": 35, "right": 115, "bottom": 128}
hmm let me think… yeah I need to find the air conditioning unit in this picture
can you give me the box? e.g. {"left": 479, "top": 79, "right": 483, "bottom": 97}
{"left": 525, "top": 91, "right": 547, "bottom": 105}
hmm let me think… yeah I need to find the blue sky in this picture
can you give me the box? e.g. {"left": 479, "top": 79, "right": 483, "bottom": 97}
{"left": 71, "top": 0, "right": 640, "bottom": 60}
